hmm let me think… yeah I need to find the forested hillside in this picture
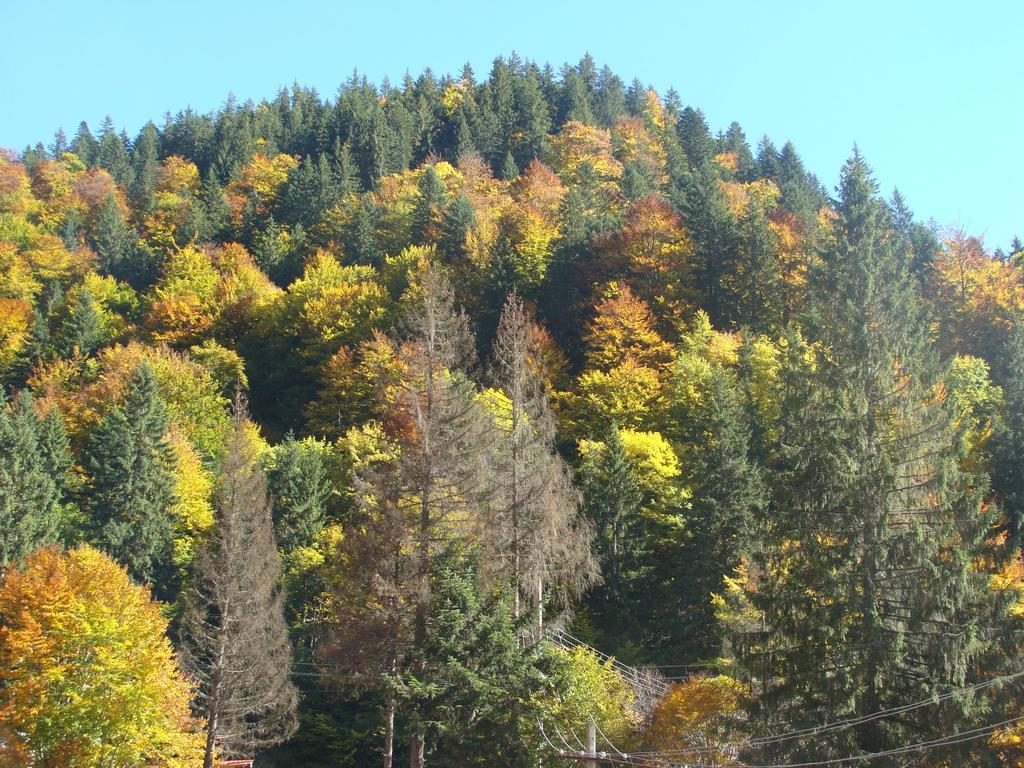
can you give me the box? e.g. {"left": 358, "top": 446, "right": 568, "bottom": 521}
{"left": 2, "top": 54, "right": 1024, "bottom": 767}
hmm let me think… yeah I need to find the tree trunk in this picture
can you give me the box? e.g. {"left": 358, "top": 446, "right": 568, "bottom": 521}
{"left": 382, "top": 690, "right": 395, "bottom": 768}
{"left": 409, "top": 732, "right": 425, "bottom": 768}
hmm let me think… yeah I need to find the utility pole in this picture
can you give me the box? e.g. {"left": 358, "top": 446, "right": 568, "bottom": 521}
{"left": 584, "top": 720, "right": 597, "bottom": 768}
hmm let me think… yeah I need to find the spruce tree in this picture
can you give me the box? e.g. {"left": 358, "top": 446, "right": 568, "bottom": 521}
{"left": 680, "top": 163, "right": 741, "bottom": 326}
{"left": 71, "top": 121, "right": 98, "bottom": 165}
{"left": 90, "top": 192, "right": 131, "bottom": 274}
{"left": 438, "top": 193, "right": 475, "bottom": 263}
{"left": 58, "top": 288, "right": 104, "bottom": 358}
{"left": 412, "top": 165, "right": 446, "bottom": 244}
{"left": 95, "top": 116, "right": 133, "bottom": 187}
{"left": 180, "top": 399, "right": 298, "bottom": 768}
{"left": 580, "top": 425, "right": 644, "bottom": 638}
{"left": 678, "top": 106, "right": 715, "bottom": 169}
{"left": 403, "top": 554, "right": 546, "bottom": 768}
{"left": 671, "top": 367, "right": 764, "bottom": 661}
{"left": 265, "top": 433, "right": 330, "bottom": 554}
{"left": 500, "top": 151, "right": 519, "bottom": 181}
{"left": 990, "top": 321, "right": 1024, "bottom": 547}
{"left": 0, "top": 391, "right": 69, "bottom": 565}
{"left": 345, "top": 195, "right": 382, "bottom": 266}
{"left": 129, "top": 122, "right": 160, "bottom": 215}
{"left": 84, "top": 363, "right": 177, "bottom": 593}
{"left": 733, "top": 151, "right": 1002, "bottom": 763}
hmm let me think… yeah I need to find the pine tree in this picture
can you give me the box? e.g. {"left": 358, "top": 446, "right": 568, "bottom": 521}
{"left": 0, "top": 391, "right": 69, "bottom": 566}
{"left": 733, "top": 151, "right": 1002, "bottom": 763}
{"left": 180, "top": 398, "right": 298, "bottom": 768}
{"left": 84, "top": 363, "right": 177, "bottom": 594}
{"left": 484, "top": 293, "right": 598, "bottom": 631}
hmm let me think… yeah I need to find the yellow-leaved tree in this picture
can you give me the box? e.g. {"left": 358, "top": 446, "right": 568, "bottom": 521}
{"left": 0, "top": 545, "right": 204, "bottom": 767}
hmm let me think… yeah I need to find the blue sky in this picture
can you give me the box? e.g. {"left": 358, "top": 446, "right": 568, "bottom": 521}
{"left": 1, "top": 0, "right": 1020, "bottom": 248}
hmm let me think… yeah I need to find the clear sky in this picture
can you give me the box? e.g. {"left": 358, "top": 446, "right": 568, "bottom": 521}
{"left": 1, "top": 0, "right": 1020, "bottom": 248}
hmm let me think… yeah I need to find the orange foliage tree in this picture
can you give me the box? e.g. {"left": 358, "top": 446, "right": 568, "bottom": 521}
{"left": 0, "top": 546, "right": 204, "bottom": 767}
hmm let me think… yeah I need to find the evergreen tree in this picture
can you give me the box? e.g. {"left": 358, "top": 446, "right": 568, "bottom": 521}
{"left": 512, "top": 70, "right": 550, "bottom": 166}
{"left": 90, "top": 192, "right": 131, "bottom": 274}
{"left": 95, "top": 116, "right": 133, "bottom": 186}
{"left": 345, "top": 195, "right": 382, "bottom": 266}
{"left": 500, "top": 151, "right": 519, "bottom": 181}
{"left": 180, "top": 399, "right": 298, "bottom": 768}
{"left": 671, "top": 368, "right": 764, "bottom": 661}
{"left": 58, "top": 288, "right": 104, "bottom": 358}
{"left": 412, "top": 165, "right": 446, "bottom": 244}
{"left": 279, "top": 154, "right": 339, "bottom": 229}
{"left": 199, "top": 170, "right": 231, "bottom": 242}
{"left": 559, "top": 68, "right": 594, "bottom": 124}
{"left": 678, "top": 106, "right": 715, "bottom": 169}
{"left": 0, "top": 391, "right": 69, "bottom": 565}
{"left": 679, "top": 163, "right": 741, "bottom": 326}
{"left": 84, "top": 363, "right": 177, "bottom": 594}
{"left": 70, "top": 121, "right": 98, "bottom": 165}
{"left": 580, "top": 425, "right": 644, "bottom": 636}
{"left": 403, "top": 554, "right": 546, "bottom": 768}
{"left": 332, "top": 139, "right": 361, "bottom": 195}
{"left": 129, "top": 122, "right": 160, "bottom": 215}
{"left": 756, "top": 135, "right": 781, "bottom": 180}
{"left": 593, "top": 66, "right": 626, "bottom": 128}
{"left": 438, "top": 193, "right": 475, "bottom": 263}
{"left": 721, "top": 121, "right": 755, "bottom": 180}
{"left": 49, "top": 127, "right": 69, "bottom": 158}
{"left": 265, "top": 433, "right": 330, "bottom": 554}
{"left": 733, "top": 151, "right": 1002, "bottom": 763}
{"left": 990, "top": 321, "right": 1024, "bottom": 547}
{"left": 735, "top": 195, "right": 784, "bottom": 333}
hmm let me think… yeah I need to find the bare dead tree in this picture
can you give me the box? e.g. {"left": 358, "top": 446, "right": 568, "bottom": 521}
{"left": 179, "top": 397, "right": 298, "bottom": 768}
{"left": 485, "top": 291, "right": 600, "bottom": 637}
{"left": 394, "top": 265, "right": 496, "bottom": 768}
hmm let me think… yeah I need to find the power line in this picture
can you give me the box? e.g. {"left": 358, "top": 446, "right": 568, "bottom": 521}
{"left": 627, "top": 667, "right": 1024, "bottom": 758}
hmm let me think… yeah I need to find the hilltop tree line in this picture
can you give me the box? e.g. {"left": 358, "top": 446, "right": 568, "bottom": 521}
{"left": 1, "top": 54, "right": 1024, "bottom": 767}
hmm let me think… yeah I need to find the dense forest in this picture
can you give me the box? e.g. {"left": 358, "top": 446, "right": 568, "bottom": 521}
{"left": 1, "top": 53, "right": 1024, "bottom": 767}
